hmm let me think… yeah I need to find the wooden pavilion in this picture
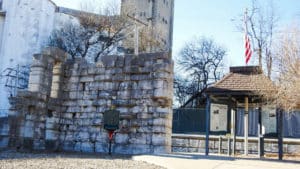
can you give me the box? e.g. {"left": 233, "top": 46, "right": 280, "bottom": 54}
{"left": 205, "top": 66, "right": 284, "bottom": 160}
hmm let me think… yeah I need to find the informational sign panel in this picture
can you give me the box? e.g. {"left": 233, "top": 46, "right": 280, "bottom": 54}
{"left": 262, "top": 106, "right": 276, "bottom": 134}
{"left": 103, "top": 110, "right": 120, "bottom": 130}
{"left": 210, "top": 104, "right": 228, "bottom": 132}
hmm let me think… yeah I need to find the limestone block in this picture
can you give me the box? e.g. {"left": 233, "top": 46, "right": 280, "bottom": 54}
{"left": 92, "top": 118, "right": 102, "bottom": 125}
{"left": 137, "top": 126, "right": 152, "bottom": 133}
{"left": 28, "top": 84, "right": 40, "bottom": 92}
{"left": 101, "top": 55, "right": 116, "bottom": 67}
{"left": 153, "top": 118, "right": 165, "bottom": 126}
{"left": 153, "top": 63, "right": 172, "bottom": 73}
{"left": 130, "top": 75, "right": 150, "bottom": 81}
{"left": 74, "top": 142, "right": 81, "bottom": 152}
{"left": 98, "top": 91, "right": 111, "bottom": 99}
{"left": 68, "top": 77, "right": 80, "bottom": 83}
{"left": 103, "top": 82, "right": 114, "bottom": 90}
{"left": 52, "top": 75, "right": 61, "bottom": 83}
{"left": 95, "top": 74, "right": 111, "bottom": 81}
{"left": 156, "top": 107, "right": 170, "bottom": 114}
{"left": 152, "top": 126, "right": 166, "bottom": 133}
{"left": 152, "top": 134, "right": 167, "bottom": 146}
{"left": 81, "top": 142, "right": 94, "bottom": 152}
{"left": 28, "top": 75, "right": 43, "bottom": 84}
{"left": 33, "top": 139, "right": 45, "bottom": 150}
{"left": 65, "top": 132, "right": 75, "bottom": 141}
{"left": 76, "top": 132, "right": 89, "bottom": 141}
{"left": 45, "top": 130, "right": 59, "bottom": 140}
{"left": 45, "top": 122, "right": 56, "bottom": 129}
{"left": 129, "top": 136, "right": 147, "bottom": 144}
{"left": 138, "top": 81, "right": 153, "bottom": 90}
{"left": 117, "top": 107, "right": 129, "bottom": 114}
{"left": 96, "top": 132, "right": 108, "bottom": 143}
{"left": 189, "top": 139, "right": 201, "bottom": 148}
{"left": 0, "top": 137, "right": 9, "bottom": 148}
{"left": 87, "top": 67, "right": 96, "bottom": 75}
{"left": 152, "top": 72, "right": 170, "bottom": 79}
{"left": 78, "top": 100, "right": 93, "bottom": 106}
{"left": 115, "top": 57, "right": 124, "bottom": 67}
{"left": 153, "top": 88, "right": 168, "bottom": 98}
{"left": 117, "top": 91, "right": 130, "bottom": 99}
{"left": 137, "top": 113, "right": 150, "bottom": 119}
{"left": 95, "top": 142, "right": 108, "bottom": 153}
{"left": 115, "top": 133, "right": 129, "bottom": 144}
{"left": 67, "top": 106, "right": 80, "bottom": 113}
{"left": 80, "top": 76, "right": 94, "bottom": 82}
{"left": 119, "top": 82, "right": 131, "bottom": 90}
{"left": 68, "top": 91, "right": 78, "bottom": 99}
{"left": 153, "top": 145, "right": 171, "bottom": 154}
{"left": 62, "top": 141, "right": 75, "bottom": 151}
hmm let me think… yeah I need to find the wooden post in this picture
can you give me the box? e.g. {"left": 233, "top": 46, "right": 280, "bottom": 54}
{"left": 244, "top": 97, "right": 249, "bottom": 155}
{"left": 205, "top": 97, "right": 211, "bottom": 156}
{"left": 231, "top": 108, "right": 236, "bottom": 156}
{"left": 258, "top": 106, "right": 264, "bottom": 157}
{"left": 218, "top": 136, "right": 222, "bottom": 154}
{"left": 277, "top": 108, "right": 283, "bottom": 160}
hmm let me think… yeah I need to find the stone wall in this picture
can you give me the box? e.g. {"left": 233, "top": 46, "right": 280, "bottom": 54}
{"left": 0, "top": 117, "right": 9, "bottom": 148}
{"left": 172, "top": 134, "right": 300, "bottom": 155}
{"left": 10, "top": 47, "right": 174, "bottom": 154}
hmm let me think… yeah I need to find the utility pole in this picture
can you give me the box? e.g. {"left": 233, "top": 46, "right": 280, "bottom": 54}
{"left": 127, "top": 13, "right": 148, "bottom": 55}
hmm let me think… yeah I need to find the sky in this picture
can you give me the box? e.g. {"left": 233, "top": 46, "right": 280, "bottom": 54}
{"left": 52, "top": 0, "right": 300, "bottom": 67}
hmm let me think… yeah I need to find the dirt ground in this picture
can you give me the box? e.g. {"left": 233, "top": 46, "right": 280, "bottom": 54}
{"left": 0, "top": 150, "right": 165, "bottom": 169}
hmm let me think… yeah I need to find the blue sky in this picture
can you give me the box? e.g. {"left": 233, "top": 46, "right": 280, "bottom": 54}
{"left": 52, "top": 0, "right": 300, "bottom": 66}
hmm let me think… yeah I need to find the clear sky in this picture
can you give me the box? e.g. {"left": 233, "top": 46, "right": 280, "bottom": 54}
{"left": 52, "top": 0, "right": 300, "bottom": 67}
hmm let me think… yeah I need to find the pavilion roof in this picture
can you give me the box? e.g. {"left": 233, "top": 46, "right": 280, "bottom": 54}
{"left": 206, "top": 66, "right": 275, "bottom": 96}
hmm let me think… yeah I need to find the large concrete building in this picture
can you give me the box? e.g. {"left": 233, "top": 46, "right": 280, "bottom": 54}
{"left": 0, "top": 0, "right": 174, "bottom": 117}
{"left": 0, "top": 0, "right": 82, "bottom": 116}
{"left": 121, "top": 0, "right": 174, "bottom": 54}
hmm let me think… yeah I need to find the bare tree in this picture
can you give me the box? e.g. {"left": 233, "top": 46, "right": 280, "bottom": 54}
{"left": 48, "top": 3, "right": 131, "bottom": 62}
{"left": 234, "top": 0, "right": 278, "bottom": 78}
{"left": 175, "top": 37, "right": 226, "bottom": 108}
{"left": 257, "top": 26, "right": 300, "bottom": 111}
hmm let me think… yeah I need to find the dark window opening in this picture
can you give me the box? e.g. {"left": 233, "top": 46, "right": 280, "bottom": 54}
{"left": 47, "top": 110, "right": 53, "bottom": 118}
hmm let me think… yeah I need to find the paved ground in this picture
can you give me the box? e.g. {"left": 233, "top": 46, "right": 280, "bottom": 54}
{"left": 133, "top": 153, "right": 300, "bottom": 169}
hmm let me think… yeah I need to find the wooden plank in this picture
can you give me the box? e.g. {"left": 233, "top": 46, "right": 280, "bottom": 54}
{"left": 205, "top": 97, "right": 211, "bottom": 156}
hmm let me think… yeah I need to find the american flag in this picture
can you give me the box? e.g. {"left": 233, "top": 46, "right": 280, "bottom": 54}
{"left": 245, "top": 34, "right": 252, "bottom": 64}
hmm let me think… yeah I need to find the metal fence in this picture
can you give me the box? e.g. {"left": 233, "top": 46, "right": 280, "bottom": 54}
{"left": 172, "top": 108, "right": 206, "bottom": 134}
{"left": 173, "top": 108, "right": 300, "bottom": 138}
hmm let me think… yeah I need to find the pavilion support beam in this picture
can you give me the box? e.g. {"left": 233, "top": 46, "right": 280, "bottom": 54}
{"left": 244, "top": 97, "right": 249, "bottom": 156}
{"left": 231, "top": 108, "right": 236, "bottom": 156}
{"left": 205, "top": 97, "right": 211, "bottom": 156}
{"left": 277, "top": 108, "right": 283, "bottom": 160}
{"left": 258, "top": 106, "right": 264, "bottom": 158}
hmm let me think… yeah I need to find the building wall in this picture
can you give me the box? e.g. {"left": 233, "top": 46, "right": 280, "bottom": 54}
{"left": 121, "top": 0, "right": 174, "bottom": 53}
{"left": 9, "top": 48, "right": 174, "bottom": 154}
{"left": 0, "top": 0, "right": 57, "bottom": 116}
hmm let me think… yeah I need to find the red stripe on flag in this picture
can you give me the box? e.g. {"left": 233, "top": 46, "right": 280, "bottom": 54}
{"left": 245, "top": 34, "right": 252, "bottom": 64}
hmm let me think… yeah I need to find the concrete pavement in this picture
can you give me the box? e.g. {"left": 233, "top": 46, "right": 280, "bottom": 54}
{"left": 133, "top": 153, "right": 300, "bottom": 169}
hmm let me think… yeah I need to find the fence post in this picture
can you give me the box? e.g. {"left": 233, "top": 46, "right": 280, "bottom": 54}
{"left": 205, "top": 97, "right": 211, "bottom": 156}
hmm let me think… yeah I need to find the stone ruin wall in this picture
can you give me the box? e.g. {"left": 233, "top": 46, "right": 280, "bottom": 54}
{"left": 9, "top": 47, "right": 174, "bottom": 154}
